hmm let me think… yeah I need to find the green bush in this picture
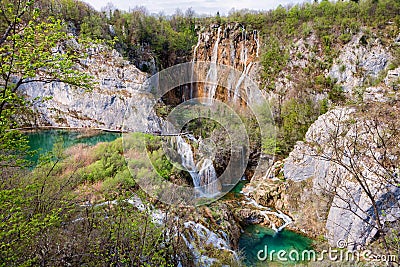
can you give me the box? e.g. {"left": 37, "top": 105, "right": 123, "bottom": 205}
{"left": 328, "top": 84, "right": 346, "bottom": 103}
{"left": 275, "top": 98, "right": 323, "bottom": 156}
{"left": 102, "top": 168, "right": 135, "bottom": 192}
{"left": 339, "top": 33, "right": 352, "bottom": 44}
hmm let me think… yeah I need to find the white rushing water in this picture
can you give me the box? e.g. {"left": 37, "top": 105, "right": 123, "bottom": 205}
{"left": 174, "top": 135, "right": 219, "bottom": 196}
{"left": 242, "top": 186, "right": 293, "bottom": 232}
{"left": 205, "top": 27, "right": 222, "bottom": 103}
{"left": 233, "top": 62, "right": 252, "bottom": 102}
{"left": 197, "top": 158, "right": 219, "bottom": 196}
{"left": 190, "top": 32, "right": 202, "bottom": 99}
{"left": 182, "top": 221, "right": 238, "bottom": 267}
{"left": 200, "top": 26, "right": 258, "bottom": 102}
{"left": 253, "top": 30, "right": 260, "bottom": 58}
{"left": 233, "top": 27, "right": 253, "bottom": 102}
{"left": 86, "top": 196, "right": 234, "bottom": 266}
{"left": 226, "top": 42, "right": 236, "bottom": 98}
{"left": 176, "top": 135, "right": 200, "bottom": 187}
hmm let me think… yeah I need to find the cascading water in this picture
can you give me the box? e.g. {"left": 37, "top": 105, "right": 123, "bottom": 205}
{"left": 233, "top": 27, "right": 252, "bottom": 102}
{"left": 226, "top": 42, "right": 236, "bottom": 98}
{"left": 242, "top": 186, "right": 293, "bottom": 232}
{"left": 174, "top": 135, "right": 219, "bottom": 196}
{"left": 233, "top": 62, "right": 252, "bottom": 102}
{"left": 175, "top": 135, "right": 200, "bottom": 187}
{"left": 190, "top": 32, "right": 202, "bottom": 99}
{"left": 205, "top": 27, "right": 222, "bottom": 103}
{"left": 253, "top": 30, "right": 260, "bottom": 58}
{"left": 182, "top": 221, "right": 238, "bottom": 266}
{"left": 197, "top": 158, "right": 219, "bottom": 195}
{"left": 195, "top": 25, "right": 259, "bottom": 102}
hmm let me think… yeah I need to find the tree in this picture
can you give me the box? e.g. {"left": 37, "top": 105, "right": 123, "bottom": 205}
{"left": 0, "top": 1, "right": 92, "bottom": 263}
{"left": 216, "top": 11, "right": 221, "bottom": 24}
{"left": 0, "top": 0, "right": 92, "bottom": 169}
{"left": 101, "top": 2, "right": 116, "bottom": 19}
{"left": 309, "top": 105, "right": 400, "bottom": 263}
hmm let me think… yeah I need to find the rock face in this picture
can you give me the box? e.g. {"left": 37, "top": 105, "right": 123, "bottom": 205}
{"left": 283, "top": 106, "right": 400, "bottom": 250}
{"left": 384, "top": 66, "right": 400, "bottom": 90}
{"left": 241, "top": 30, "right": 400, "bottom": 250}
{"left": 19, "top": 45, "right": 162, "bottom": 132}
{"left": 329, "top": 33, "right": 390, "bottom": 93}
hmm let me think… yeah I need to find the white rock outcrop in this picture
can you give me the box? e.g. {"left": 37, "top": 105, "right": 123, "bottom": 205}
{"left": 329, "top": 33, "right": 389, "bottom": 93}
{"left": 284, "top": 107, "right": 400, "bottom": 250}
{"left": 19, "top": 45, "right": 162, "bottom": 132}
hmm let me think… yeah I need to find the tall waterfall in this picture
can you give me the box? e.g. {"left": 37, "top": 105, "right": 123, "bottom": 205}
{"left": 205, "top": 27, "right": 222, "bottom": 102}
{"left": 174, "top": 136, "right": 219, "bottom": 196}
{"left": 233, "top": 27, "right": 252, "bottom": 101}
{"left": 253, "top": 30, "right": 260, "bottom": 58}
{"left": 190, "top": 32, "right": 202, "bottom": 99}
{"left": 193, "top": 25, "right": 258, "bottom": 102}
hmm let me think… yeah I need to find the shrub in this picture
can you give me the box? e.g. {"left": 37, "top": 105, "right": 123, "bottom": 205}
{"left": 328, "top": 84, "right": 346, "bottom": 103}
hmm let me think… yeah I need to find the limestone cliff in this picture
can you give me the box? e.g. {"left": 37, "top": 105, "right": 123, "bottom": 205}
{"left": 329, "top": 33, "right": 391, "bottom": 94}
{"left": 18, "top": 45, "right": 162, "bottom": 132}
{"left": 284, "top": 106, "right": 400, "bottom": 247}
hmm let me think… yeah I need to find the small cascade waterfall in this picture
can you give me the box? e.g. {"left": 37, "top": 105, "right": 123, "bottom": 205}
{"left": 174, "top": 136, "right": 219, "bottom": 195}
{"left": 205, "top": 27, "right": 222, "bottom": 102}
{"left": 242, "top": 187, "right": 293, "bottom": 232}
{"left": 190, "top": 32, "right": 202, "bottom": 99}
{"left": 197, "top": 158, "right": 219, "bottom": 195}
{"left": 176, "top": 135, "right": 200, "bottom": 187}
{"left": 182, "top": 221, "right": 238, "bottom": 266}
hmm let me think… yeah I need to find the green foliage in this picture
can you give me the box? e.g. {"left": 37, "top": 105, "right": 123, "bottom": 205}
{"left": 0, "top": 133, "right": 195, "bottom": 265}
{"left": 0, "top": 0, "right": 94, "bottom": 171}
{"left": 390, "top": 47, "right": 400, "bottom": 69}
{"left": 78, "top": 139, "right": 137, "bottom": 191}
{"left": 132, "top": 14, "right": 197, "bottom": 68}
{"left": 236, "top": 0, "right": 400, "bottom": 157}
{"left": 102, "top": 168, "right": 135, "bottom": 192}
{"left": 261, "top": 35, "right": 289, "bottom": 89}
{"left": 275, "top": 98, "right": 325, "bottom": 156}
{"left": 227, "top": 0, "right": 400, "bottom": 94}
{"left": 119, "top": 133, "right": 179, "bottom": 182}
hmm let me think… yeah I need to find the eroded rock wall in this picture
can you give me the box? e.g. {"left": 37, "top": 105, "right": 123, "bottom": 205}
{"left": 191, "top": 24, "right": 261, "bottom": 104}
{"left": 18, "top": 45, "right": 162, "bottom": 132}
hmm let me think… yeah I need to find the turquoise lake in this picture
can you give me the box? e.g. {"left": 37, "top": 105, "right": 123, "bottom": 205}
{"left": 26, "top": 129, "right": 121, "bottom": 164}
{"left": 239, "top": 225, "right": 314, "bottom": 266}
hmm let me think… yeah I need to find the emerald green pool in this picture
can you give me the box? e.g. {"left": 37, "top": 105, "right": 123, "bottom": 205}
{"left": 27, "top": 129, "right": 120, "bottom": 164}
{"left": 239, "top": 225, "right": 314, "bottom": 266}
